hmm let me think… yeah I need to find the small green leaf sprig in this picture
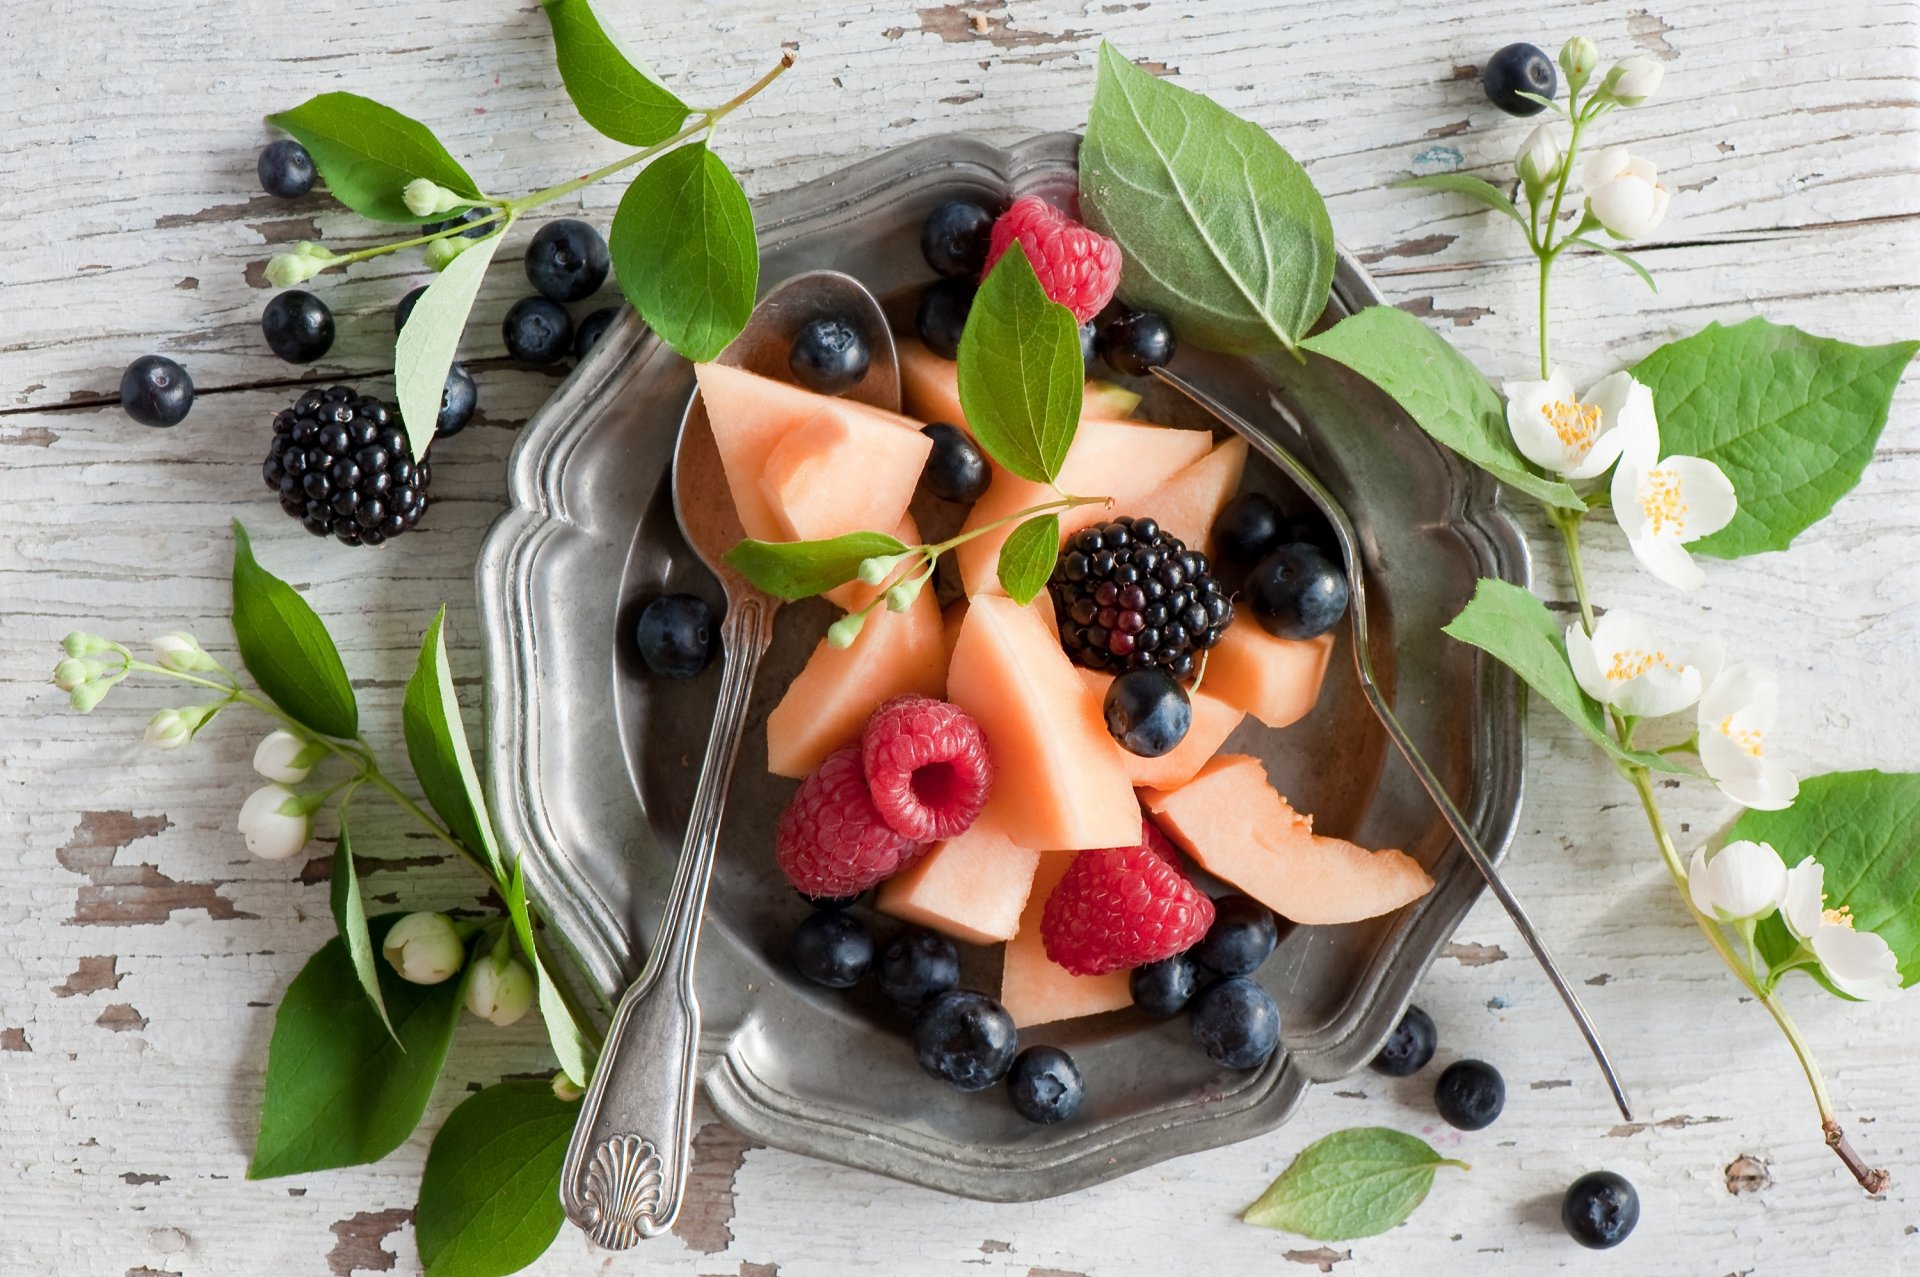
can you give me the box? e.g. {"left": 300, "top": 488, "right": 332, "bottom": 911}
{"left": 1243, "top": 1127, "right": 1468, "bottom": 1242}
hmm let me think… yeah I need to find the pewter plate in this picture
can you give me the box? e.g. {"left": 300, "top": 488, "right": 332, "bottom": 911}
{"left": 477, "top": 133, "right": 1528, "bottom": 1202}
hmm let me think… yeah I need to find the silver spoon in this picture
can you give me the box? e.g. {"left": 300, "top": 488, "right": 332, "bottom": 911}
{"left": 1150, "top": 365, "right": 1633, "bottom": 1122}
{"left": 560, "top": 272, "right": 902, "bottom": 1248}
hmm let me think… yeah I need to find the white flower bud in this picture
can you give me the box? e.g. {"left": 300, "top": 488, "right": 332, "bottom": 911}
{"left": 1559, "top": 36, "right": 1599, "bottom": 90}
{"left": 62, "top": 632, "right": 116, "bottom": 658}
{"left": 145, "top": 709, "right": 192, "bottom": 751}
{"left": 404, "top": 178, "right": 467, "bottom": 218}
{"left": 551, "top": 1072, "right": 584, "bottom": 1102}
{"left": 1600, "top": 55, "right": 1664, "bottom": 106}
{"left": 53, "top": 658, "right": 94, "bottom": 691}
{"left": 856, "top": 551, "right": 914, "bottom": 586}
{"left": 423, "top": 235, "right": 470, "bottom": 271}
{"left": 152, "top": 631, "right": 219, "bottom": 673}
{"left": 237, "top": 783, "right": 310, "bottom": 860}
{"left": 465, "top": 955, "right": 536, "bottom": 1026}
{"left": 1581, "top": 146, "right": 1672, "bottom": 241}
{"left": 382, "top": 912, "right": 466, "bottom": 985}
{"left": 69, "top": 681, "right": 112, "bottom": 713}
{"left": 264, "top": 251, "right": 328, "bottom": 289}
{"left": 253, "top": 729, "right": 317, "bottom": 784}
{"left": 885, "top": 573, "right": 927, "bottom": 613}
{"left": 1515, "top": 124, "right": 1563, "bottom": 194}
{"left": 826, "top": 610, "right": 868, "bottom": 649}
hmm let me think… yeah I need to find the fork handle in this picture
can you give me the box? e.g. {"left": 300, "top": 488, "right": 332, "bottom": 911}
{"left": 559, "top": 595, "right": 772, "bottom": 1247}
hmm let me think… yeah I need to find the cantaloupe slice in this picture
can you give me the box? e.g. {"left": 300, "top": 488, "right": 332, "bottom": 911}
{"left": 898, "top": 338, "right": 1138, "bottom": 429}
{"left": 953, "top": 419, "right": 1213, "bottom": 596}
{"left": 999, "top": 850, "right": 1132, "bottom": 1027}
{"left": 822, "top": 514, "right": 919, "bottom": 612}
{"left": 765, "top": 584, "right": 945, "bottom": 778}
{"left": 1205, "top": 626, "right": 1334, "bottom": 729}
{"left": 946, "top": 594, "right": 1141, "bottom": 851}
{"left": 1141, "top": 755, "right": 1433, "bottom": 925}
{"left": 758, "top": 406, "right": 932, "bottom": 543}
{"left": 1137, "top": 436, "right": 1248, "bottom": 555}
{"left": 1078, "top": 669, "right": 1245, "bottom": 790}
{"left": 693, "top": 361, "right": 815, "bottom": 541}
{"left": 875, "top": 806, "right": 1042, "bottom": 945}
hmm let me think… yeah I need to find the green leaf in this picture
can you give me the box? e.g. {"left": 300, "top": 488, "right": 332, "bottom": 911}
{"left": 267, "top": 93, "right": 482, "bottom": 224}
{"left": 506, "top": 858, "right": 596, "bottom": 1087}
{"left": 230, "top": 521, "right": 359, "bottom": 739}
{"left": 1243, "top": 1127, "right": 1467, "bottom": 1241}
{"left": 1631, "top": 318, "right": 1919, "bottom": 557}
{"left": 1300, "top": 306, "right": 1584, "bottom": 510}
{"left": 249, "top": 914, "right": 465, "bottom": 1179}
{"left": 1742, "top": 771, "right": 1920, "bottom": 991}
{"left": 723, "top": 531, "right": 911, "bottom": 600}
{"left": 416, "top": 1081, "right": 579, "bottom": 1277}
{"left": 996, "top": 514, "right": 1060, "bottom": 604}
{"left": 1392, "top": 173, "right": 1526, "bottom": 227}
{"left": 1080, "top": 41, "right": 1335, "bottom": 355}
{"left": 329, "top": 815, "right": 396, "bottom": 1043}
{"left": 539, "top": 0, "right": 690, "bottom": 146}
{"left": 611, "top": 142, "right": 757, "bottom": 363}
{"left": 1441, "top": 579, "right": 1683, "bottom": 773}
{"left": 956, "top": 244, "right": 1084, "bottom": 484}
{"left": 1567, "top": 236, "right": 1657, "bottom": 292}
{"left": 395, "top": 229, "right": 506, "bottom": 463}
{"left": 403, "top": 607, "right": 505, "bottom": 879}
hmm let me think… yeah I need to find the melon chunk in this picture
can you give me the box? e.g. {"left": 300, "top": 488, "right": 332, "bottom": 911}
{"left": 765, "top": 584, "right": 944, "bottom": 778}
{"left": 1206, "top": 626, "right": 1334, "bottom": 729}
{"left": 946, "top": 594, "right": 1141, "bottom": 850}
{"left": 875, "top": 806, "right": 1042, "bottom": 944}
{"left": 999, "top": 850, "right": 1132, "bottom": 1027}
{"left": 1078, "top": 669, "right": 1245, "bottom": 790}
{"left": 693, "top": 362, "right": 818, "bottom": 541}
{"left": 1137, "top": 436, "right": 1248, "bottom": 555}
{"left": 898, "top": 338, "right": 1137, "bottom": 429}
{"left": 1142, "top": 755, "right": 1433, "bottom": 925}
{"left": 758, "top": 406, "right": 932, "bottom": 543}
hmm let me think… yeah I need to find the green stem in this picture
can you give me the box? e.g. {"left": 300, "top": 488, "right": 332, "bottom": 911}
{"left": 1549, "top": 507, "right": 1597, "bottom": 634}
{"left": 924, "top": 494, "right": 1109, "bottom": 557}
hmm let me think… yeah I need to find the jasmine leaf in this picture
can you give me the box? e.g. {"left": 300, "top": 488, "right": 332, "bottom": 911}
{"left": 724, "top": 531, "right": 911, "bottom": 600}
{"left": 1301, "top": 306, "right": 1584, "bottom": 511}
{"left": 402, "top": 607, "right": 505, "bottom": 879}
{"left": 1392, "top": 173, "right": 1526, "bottom": 227}
{"left": 1080, "top": 41, "right": 1334, "bottom": 355}
{"left": 268, "top": 93, "right": 481, "bottom": 223}
{"left": 394, "top": 229, "right": 505, "bottom": 463}
{"left": 956, "top": 243, "right": 1083, "bottom": 483}
{"left": 1632, "top": 318, "right": 1919, "bottom": 557}
{"left": 416, "top": 1081, "right": 579, "bottom": 1277}
{"left": 997, "top": 514, "right": 1060, "bottom": 604}
{"left": 539, "top": 0, "right": 691, "bottom": 146}
{"left": 611, "top": 142, "right": 757, "bottom": 363}
{"left": 1243, "top": 1127, "right": 1467, "bottom": 1241}
{"left": 1442, "top": 579, "right": 1684, "bottom": 773}
{"left": 230, "top": 521, "right": 359, "bottom": 739}
{"left": 1567, "top": 236, "right": 1657, "bottom": 292}
{"left": 329, "top": 816, "right": 396, "bottom": 1043}
{"left": 505, "top": 858, "right": 596, "bottom": 1088}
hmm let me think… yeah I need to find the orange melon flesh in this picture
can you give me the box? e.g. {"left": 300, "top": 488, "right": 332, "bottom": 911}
{"left": 954, "top": 419, "right": 1213, "bottom": 596}
{"left": 1137, "top": 436, "right": 1248, "bottom": 555}
{"left": 765, "top": 583, "right": 945, "bottom": 778}
{"left": 999, "top": 849, "right": 1132, "bottom": 1027}
{"left": 898, "top": 338, "right": 1139, "bottom": 429}
{"left": 822, "top": 514, "right": 919, "bottom": 613}
{"left": 758, "top": 405, "right": 932, "bottom": 543}
{"left": 1142, "top": 755, "right": 1433, "bottom": 926}
{"left": 1078, "top": 669, "right": 1246, "bottom": 790}
{"left": 945, "top": 594, "right": 1141, "bottom": 851}
{"left": 875, "top": 806, "right": 1042, "bottom": 945}
{"left": 1205, "top": 626, "right": 1334, "bottom": 729}
{"left": 693, "top": 362, "right": 818, "bottom": 542}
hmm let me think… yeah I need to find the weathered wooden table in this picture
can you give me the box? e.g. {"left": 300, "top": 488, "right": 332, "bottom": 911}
{"left": 4, "top": 2, "right": 1916, "bottom": 1273}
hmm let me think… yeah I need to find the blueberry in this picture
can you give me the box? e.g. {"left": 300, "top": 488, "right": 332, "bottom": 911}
{"left": 916, "top": 278, "right": 975, "bottom": 360}
{"left": 524, "top": 218, "right": 610, "bottom": 303}
{"left": 261, "top": 290, "right": 335, "bottom": 364}
{"left": 1483, "top": 42, "right": 1557, "bottom": 116}
{"left": 1562, "top": 1170, "right": 1640, "bottom": 1249}
{"left": 877, "top": 928, "right": 960, "bottom": 1010}
{"left": 1099, "top": 311, "right": 1177, "bottom": 377}
{"left": 257, "top": 140, "right": 315, "bottom": 199}
{"left": 1006, "top": 1045, "right": 1084, "bottom": 1124}
{"left": 503, "top": 296, "right": 573, "bottom": 365}
{"left": 635, "top": 593, "right": 717, "bottom": 679}
{"left": 394, "top": 285, "right": 427, "bottom": 332}
{"left": 789, "top": 317, "right": 871, "bottom": 395}
{"left": 1370, "top": 1004, "right": 1438, "bottom": 1077}
{"left": 574, "top": 305, "right": 619, "bottom": 358}
{"left": 912, "top": 990, "right": 1018, "bottom": 1091}
{"left": 1245, "top": 543, "right": 1350, "bottom": 640}
{"left": 918, "top": 423, "right": 990, "bottom": 503}
{"left": 118, "top": 355, "right": 193, "bottom": 427}
{"left": 789, "top": 910, "right": 873, "bottom": 989}
{"left": 1078, "top": 320, "right": 1098, "bottom": 375}
{"left": 428, "top": 207, "right": 496, "bottom": 240}
{"left": 1188, "top": 976, "right": 1281, "bottom": 1070}
{"left": 1102, "top": 667, "right": 1191, "bottom": 758}
{"left": 1191, "top": 895, "right": 1279, "bottom": 977}
{"left": 436, "top": 363, "right": 477, "bottom": 437}
{"left": 1434, "top": 1058, "right": 1505, "bottom": 1130}
{"left": 1211, "top": 492, "right": 1286, "bottom": 569}
{"left": 920, "top": 199, "right": 994, "bottom": 278}
{"left": 1130, "top": 954, "right": 1199, "bottom": 1018}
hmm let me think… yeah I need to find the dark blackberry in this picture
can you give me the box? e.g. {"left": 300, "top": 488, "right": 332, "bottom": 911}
{"left": 260, "top": 386, "right": 430, "bottom": 547}
{"left": 1047, "top": 516, "right": 1231, "bottom": 675}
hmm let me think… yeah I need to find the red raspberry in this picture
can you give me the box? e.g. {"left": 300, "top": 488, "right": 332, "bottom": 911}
{"left": 1041, "top": 825, "right": 1215, "bottom": 976}
{"left": 1141, "top": 816, "right": 1183, "bottom": 868}
{"left": 775, "top": 747, "right": 923, "bottom": 899}
{"left": 983, "top": 196, "right": 1121, "bottom": 323}
{"left": 860, "top": 695, "right": 993, "bottom": 841}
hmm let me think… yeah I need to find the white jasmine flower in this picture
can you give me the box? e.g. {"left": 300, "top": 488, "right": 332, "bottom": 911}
{"left": 1697, "top": 664, "right": 1798, "bottom": 810}
{"left": 237, "top": 783, "right": 310, "bottom": 860}
{"left": 1687, "top": 839, "right": 1788, "bottom": 922}
{"left": 1565, "top": 609, "right": 1715, "bottom": 717}
{"left": 1516, "top": 124, "right": 1563, "bottom": 192}
{"left": 253, "top": 729, "right": 317, "bottom": 785}
{"left": 1610, "top": 451, "right": 1737, "bottom": 590}
{"left": 1779, "top": 857, "right": 1902, "bottom": 1001}
{"left": 1582, "top": 145, "right": 1672, "bottom": 240}
{"left": 382, "top": 912, "right": 465, "bottom": 985}
{"left": 1503, "top": 369, "right": 1657, "bottom": 480}
{"left": 465, "top": 956, "right": 536, "bottom": 1026}
{"left": 1600, "top": 56, "right": 1665, "bottom": 106}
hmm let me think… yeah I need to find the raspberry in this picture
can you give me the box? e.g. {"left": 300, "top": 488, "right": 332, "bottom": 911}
{"left": 983, "top": 196, "right": 1121, "bottom": 323}
{"left": 775, "top": 748, "right": 922, "bottom": 899}
{"left": 860, "top": 695, "right": 993, "bottom": 841}
{"left": 1041, "top": 826, "right": 1215, "bottom": 976}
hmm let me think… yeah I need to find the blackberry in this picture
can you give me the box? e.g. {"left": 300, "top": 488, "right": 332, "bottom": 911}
{"left": 1047, "top": 516, "right": 1232, "bottom": 676}
{"left": 260, "top": 386, "right": 431, "bottom": 547}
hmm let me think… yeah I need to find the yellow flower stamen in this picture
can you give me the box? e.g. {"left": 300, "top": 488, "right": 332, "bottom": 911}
{"left": 1639, "top": 466, "right": 1691, "bottom": 536}
{"left": 1540, "top": 398, "right": 1603, "bottom": 458}
{"left": 1718, "top": 714, "right": 1765, "bottom": 757}
{"left": 1604, "top": 647, "right": 1673, "bottom": 683}
{"left": 1822, "top": 905, "right": 1856, "bottom": 930}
